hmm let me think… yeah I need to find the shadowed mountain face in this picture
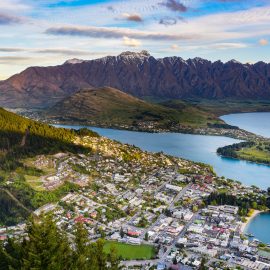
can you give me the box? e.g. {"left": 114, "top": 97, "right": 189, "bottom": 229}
{"left": 1, "top": 51, "right": 270, "bottom": 108}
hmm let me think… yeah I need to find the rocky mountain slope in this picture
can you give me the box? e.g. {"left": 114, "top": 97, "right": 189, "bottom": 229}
{"left": 1, "top": 51, "right": 270, "bottom": 108}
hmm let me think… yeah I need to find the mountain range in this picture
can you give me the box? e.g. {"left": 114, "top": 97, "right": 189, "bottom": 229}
{"left": 1, "top": 50, "right": 270, "bottom": 108}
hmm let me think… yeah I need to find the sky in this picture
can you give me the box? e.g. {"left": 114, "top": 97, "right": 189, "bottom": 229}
{"left": 0, "top": 0, "right": 270, "bottom": 79}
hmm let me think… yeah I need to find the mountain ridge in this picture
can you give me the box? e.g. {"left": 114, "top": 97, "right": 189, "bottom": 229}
{"left": 1, "top": 51, "right": 270, "bottom": 108}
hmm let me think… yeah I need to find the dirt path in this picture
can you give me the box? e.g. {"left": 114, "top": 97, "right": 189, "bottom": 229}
{"left": 0, "top": 188, "right": 32, "bottom": 214}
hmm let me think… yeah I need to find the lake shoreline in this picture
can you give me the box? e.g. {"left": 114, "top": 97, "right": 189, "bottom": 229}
{"left": 240, "top": 210, "right": 262, "bottom": 234}
{"left": 217, "top": 153, "right": 270, "bottom": 168}
{"left": 48, "top": 119, "right": 265, "bottom": 141}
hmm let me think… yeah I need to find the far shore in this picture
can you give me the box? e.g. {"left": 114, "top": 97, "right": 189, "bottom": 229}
{"left": 240, "top": 210, "right": 262, "bottom": 234}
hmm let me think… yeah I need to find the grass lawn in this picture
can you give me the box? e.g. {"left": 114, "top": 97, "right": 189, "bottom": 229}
{"left": 238, "top": 147, "right": 270, "bottom": 164}
{"left": 24, "top": 175, "right": 45, "bottom": 191}
{"left": 103, "top": 241, "right": 156, "bottom": 260}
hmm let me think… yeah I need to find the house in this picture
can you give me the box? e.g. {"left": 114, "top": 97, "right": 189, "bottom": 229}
{"left": 165, "top": 184, "right": 182, "bottom": 193}
{"left": 126, "top": 236, "right": 141, "bottom": 245}
{"left": 127, "top": 230, "right": 141, "bottom": 237}
{"left": 157, "top": 262, "right": 166, "bottom": 270}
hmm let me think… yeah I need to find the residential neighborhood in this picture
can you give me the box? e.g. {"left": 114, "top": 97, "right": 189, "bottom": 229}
{"left": 1, "top": 135, "right": 270, "bottom": 270}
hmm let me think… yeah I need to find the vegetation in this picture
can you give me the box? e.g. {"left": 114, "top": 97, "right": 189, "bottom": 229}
{"left": 0, "top": 108, "right": 96, "bottom": 225}
{"left": 183, "top": 99, "right": 270, "bottom": 116}
{"left": 45, "top": 87, "right": 224, "bottom": 130}
{"left": 0, "top": 215, "right": 121, "bottom": 270}
{"left": 0, "top": 107, "right": 91, "bottom": 171}
{"left": 159, "top": 99, "right": 224, "bottom": 128}
{"left": 217, "top": 141, "right": 270, "bottom": 165}
{"left": 103, "top": 241, "right": 156, "bottom": 260}
{"left": 205, "top": 192, "right": 270, "bottom": 216}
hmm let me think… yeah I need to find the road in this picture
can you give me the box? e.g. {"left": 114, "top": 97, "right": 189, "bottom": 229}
{"left": 0, "top": 188, "right": 31, "bottom": 213}
{"left": 160, "top": 212, "right": 199, "bottom": 260}
{"left": 168, "top": 184, "right": 191, "bottom": 210}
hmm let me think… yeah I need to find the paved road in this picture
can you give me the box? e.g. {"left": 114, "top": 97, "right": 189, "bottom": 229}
{"left": 169, "top": 184, "right": 191, "bottom": 210}
{"left": 160, "top": 212, "right": 199, "bottom": 260}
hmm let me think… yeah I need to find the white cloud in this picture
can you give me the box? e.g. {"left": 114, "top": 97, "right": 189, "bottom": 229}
{"left": 0, "top": 0, "right": 30, "bottom": 11}
{"left": 123, "top": 36, "right": 142, "bottom": 47}
{"left": 46, "top": 25, "right": 200, "bottom": 41}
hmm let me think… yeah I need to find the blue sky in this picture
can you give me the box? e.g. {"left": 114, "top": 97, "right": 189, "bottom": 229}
{"left": 0, "top": 0, "right": 270, "bottom": 79}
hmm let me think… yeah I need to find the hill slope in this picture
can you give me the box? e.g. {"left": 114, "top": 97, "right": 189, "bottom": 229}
{"left": 1, "top": 51, "right": 270, "bottom": 108}
{"left": 44, "top": 87, "right": 223, "bottom": 129}
{"left": 0, "top": 108, "right": 97, "bottom": 225}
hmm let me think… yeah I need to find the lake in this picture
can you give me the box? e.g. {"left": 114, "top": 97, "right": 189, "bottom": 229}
{"left": 56, "top": 121, "right": 270, "bottom": 190}
{"left": 221, "top": 112, "right": 270, "bottom": 138}
{"left": 245, "top": 212, "right": 270, "bottom": 244}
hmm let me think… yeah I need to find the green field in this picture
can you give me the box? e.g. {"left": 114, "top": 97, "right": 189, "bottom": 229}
{"left": 218, "top": 141, "right": 270, "bottom": 165}
{"left": 238, "top": 146, "right": 270, "bottom": 165}
{"left": 103, "top": 241, "right": 156, "bottom": 260}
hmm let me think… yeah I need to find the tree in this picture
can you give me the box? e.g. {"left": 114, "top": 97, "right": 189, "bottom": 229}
{"left": 199, "top": 257, "right": 208, "bottom": 270}
{"left": 120, "top": 227, "right": 124, "bottom": 238}
{"left": 0, "top": 238, "right": 23, "bottom": 270}
{"left": 144, "top": 232, "right": 149, "bottom": 241}
{"left": 0, "top": 215, "right": 122, "bottom": 270}
{"left": 107, "top": 246, "right": 121, "bottom": 270}
{"left": 72, "top": 222, "right": 93, "bottom": 270}
{"left": 21, "top": 215, "right": 72, "bottom": 270}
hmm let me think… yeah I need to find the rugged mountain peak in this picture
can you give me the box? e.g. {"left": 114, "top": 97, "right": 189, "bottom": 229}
{"left": 226, "top": 59, "right": 242, "bottom": 65}
{"left": 119, "top": 50, "right": 151, "bottom": 59}
{"left": 64, "top": 58, "right": 85, "bottom": 65}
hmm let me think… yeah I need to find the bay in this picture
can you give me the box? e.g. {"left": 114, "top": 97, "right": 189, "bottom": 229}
{"left": 245, "top": 212, "right": 270, "bottom": 244}
{"left": 221, "top": 112, "right": 270, "bottom": 138}
{"left": 55, "top": 124, "right": 270, "bottom": 190}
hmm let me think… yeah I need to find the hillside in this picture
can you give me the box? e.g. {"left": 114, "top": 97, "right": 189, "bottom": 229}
{"left": 0, "top": 108, "right": 95, "bottom": 225}
{"left": 1, "top": 51, "right": 270, "bottom": 108}
{"left": 44, "top": 87, "right": 223, "bottom": 130}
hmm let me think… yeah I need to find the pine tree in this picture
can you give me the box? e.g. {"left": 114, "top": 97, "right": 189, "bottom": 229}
{"left": 72, "top": 222, "right": 96, "bottom": 270}
{"left": 107, "top": 246, "right": 121, "bottom": 270}
{"left": 0, "top": 237, "right": 23, "bottom": 270}
{"left": 21, "top": 215, "right": 72, "bottom": 270}
{"left": 0, "top": 214, "right": 122, "bottom": 270}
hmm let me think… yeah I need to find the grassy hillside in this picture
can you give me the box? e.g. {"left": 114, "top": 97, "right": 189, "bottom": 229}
{"left": 0, "top": 107, "right": 95, "bottom": 171}
{"left": 45, "top": 87, "right": 223, "bottom": 129}
{"left": 0, "top": 108, "right": 96, "bottom": 225}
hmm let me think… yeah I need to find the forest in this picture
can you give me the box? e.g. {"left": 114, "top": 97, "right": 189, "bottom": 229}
{"left": 0, "top": 215, "right": 121, "bottom": 270}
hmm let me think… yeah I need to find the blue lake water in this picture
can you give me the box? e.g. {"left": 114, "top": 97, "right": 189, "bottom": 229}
{"left": 221, "top": 112, "right": 270, "bottom": 138}
{"left": 245, "top": 212, "right": 270, "bottom": 244}
{"left": 56, "top": 123, "right": 270, "bottom": 190}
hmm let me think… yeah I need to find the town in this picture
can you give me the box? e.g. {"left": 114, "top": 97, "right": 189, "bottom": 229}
{"left": 1, "top": 134, "right": 270, "bottom": 270}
